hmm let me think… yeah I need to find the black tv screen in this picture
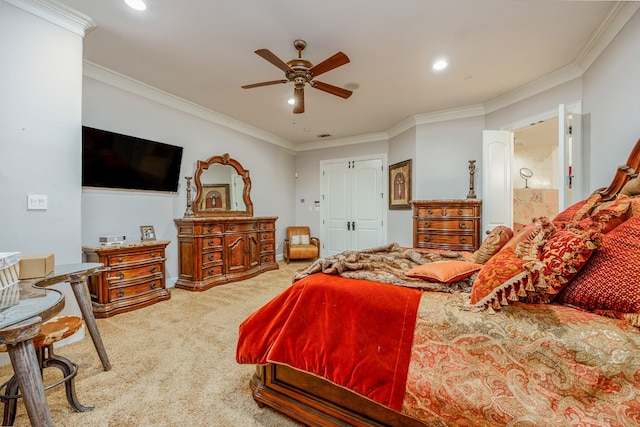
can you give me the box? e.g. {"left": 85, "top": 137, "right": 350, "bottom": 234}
{"left": 82, "top": 126, "right": 183, "bottom": 192}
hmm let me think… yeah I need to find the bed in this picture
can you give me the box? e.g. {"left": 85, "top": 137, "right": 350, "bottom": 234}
{"left": 237, "top": 137, "right": 640, "bottom": 427}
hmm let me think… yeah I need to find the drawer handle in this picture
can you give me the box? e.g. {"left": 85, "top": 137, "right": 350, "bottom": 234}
{"left": 118, "top": 257, "right": 123, "bottom": 263}
{"left": 117, "top": 289, "right": 124, "bottom": 298}
{"left": 460, "top": 237, "right": 467, "bottom": 243}
{"left": 208, "top": 269, "right": 214, "bottom": 276}
{"left": 151, "top": 252, "right": 156, "bottom": 257}
{"left": 427, "top": 209, "right": 433, "bottom": 215}
{"left": 459, "top": 222, "right": 467, "bottom": 229}
{"left": 208, "top": 254, "right": 214, "bottom": 261}
{"left": 208, "top": 240, "right": 214, "bottom": 247}
{"left": 150, "top": 281, "right": 157, "bottom": 289}
{"left": 457, "top": 208, "right": 463, "bottom": 215}
{"left": 422, "top": 235, "right": 430, "bottom": 242}
{"left": 208, "top": 226, "right": 214, "bottom": 233}
{"left": 423, "top": 221, "right": 430, "bottom": 227}
{"left": 150, "top": 266, "right": 157, "bottom": 273}
{"left": 117, "top": 272, "right": 124, "bottom": 280}
{"left": 229, "top": 225, "right": 235, "bottom": 231}
{"left": 262, "top": 245, "right": 268, "bottom": 251}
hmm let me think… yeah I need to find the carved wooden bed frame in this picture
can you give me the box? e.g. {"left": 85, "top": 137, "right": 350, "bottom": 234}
{"left": 248, "top": 137, "right": 640, "bottom": 427}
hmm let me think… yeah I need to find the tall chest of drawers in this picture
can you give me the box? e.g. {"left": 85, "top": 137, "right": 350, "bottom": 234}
{"left": 82, "top": 240, "right": 171, "bottom": 318}
{"left": 174, "top": 216, "right": 278, "bottom": 291}
{"left": 412, "top": 199, "right": 482, "bottom": 252}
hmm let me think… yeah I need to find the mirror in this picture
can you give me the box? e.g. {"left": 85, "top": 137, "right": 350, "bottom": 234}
{"left": 191, "top": 153, "right": 253, "bottom": 217}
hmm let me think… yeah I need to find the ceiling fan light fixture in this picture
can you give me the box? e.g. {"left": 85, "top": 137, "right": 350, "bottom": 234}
{"left": 125, "top": 0, "right": 147, "bottom": 11}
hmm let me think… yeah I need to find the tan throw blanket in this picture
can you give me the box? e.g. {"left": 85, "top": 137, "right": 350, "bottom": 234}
{"left": 293, "top": 243, "right": 475, "bottom": 292}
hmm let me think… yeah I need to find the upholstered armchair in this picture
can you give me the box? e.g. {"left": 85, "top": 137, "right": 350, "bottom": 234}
{"left": 284, "top": 226, "right": 320, "bottom": 264}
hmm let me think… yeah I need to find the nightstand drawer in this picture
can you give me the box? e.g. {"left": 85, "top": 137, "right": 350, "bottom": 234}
{"left": 416, "top": 219, "right": 476, "bottom": 231}
{"left": 108, "top": 264, "right": 163, "bottom": 282}
{"left": 108, "top": 250, "right": 163, "bottom": 265}
{"left": 109, "top": 279, "right": 163, "bottom": 301}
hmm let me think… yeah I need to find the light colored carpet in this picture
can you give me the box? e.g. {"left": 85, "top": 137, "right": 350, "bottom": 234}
{"left": 0, "top": 261, "right": 311, "bottom": 426}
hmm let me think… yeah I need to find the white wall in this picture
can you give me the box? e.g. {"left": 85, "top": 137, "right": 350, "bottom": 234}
{"left": 415, "top": 116, "right": 485, "bottom": 200}
{"left": 81, "top": 78, "right": 297, "bottom": 279}
{"left": 0, "top": 1, "right": 84, "bottom": 263}
{"left": 583, "top": 10, "right": 640, "bottom": 190}
{"left": 388, "top": 128, "right": 416, "bottom": 247}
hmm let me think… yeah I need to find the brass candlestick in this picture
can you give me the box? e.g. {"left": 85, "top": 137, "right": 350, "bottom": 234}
{"left": 184, "top": 176, "right": 194, "bottom": 217}
{"left": 467, "top": 160, "right": 477, "bottom": 199}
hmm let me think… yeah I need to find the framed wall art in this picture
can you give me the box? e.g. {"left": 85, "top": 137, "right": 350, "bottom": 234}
{"left": 389, "top": 159, "right": 412, "bottom": 210}
{"left": 140, "top": 225, "right": 156, "bottom": 241}
{"left": 199, "top": 184, "right": 230, "bottom": 211}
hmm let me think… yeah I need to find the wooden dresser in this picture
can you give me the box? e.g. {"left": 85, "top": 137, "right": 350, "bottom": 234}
{"left": 174, "top": 216, "right": 278, "bottom": 291}
{"left": 82, "top": 240, "right": 170, "bottom": 318}
{"left": 412, "top": 199, "right": 482, "bottom": 252}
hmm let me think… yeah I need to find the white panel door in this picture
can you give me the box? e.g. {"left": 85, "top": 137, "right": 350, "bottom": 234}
{"left": 482, "top": 130, "right": 513, "bottom": 235}
{"left": 321, "top": 158, "right": 384, "bottom": 257}
{"left": 351, "top": 159, "right": 384, "bottom": 250}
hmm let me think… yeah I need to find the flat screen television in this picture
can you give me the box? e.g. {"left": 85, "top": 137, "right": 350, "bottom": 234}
{"left": 82, "top": 126, "right": 184, "bottom": 192}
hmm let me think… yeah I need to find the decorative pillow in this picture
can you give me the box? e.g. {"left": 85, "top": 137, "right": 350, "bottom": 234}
{"left": 567, "top": 195, "right": 630, "bottom": 235}
{"left": 552, "top": 199, "right": 588, "bottom": 229}
{"left": 630, "top": 195, "right": 640, "bottom": 216}
{"left": 469, "top": 217, "right": 555, "bottom": 311}
{"left": 537, "top": 228, "right": 600, "bottom": 300}
{"left": 571, "top": 192, "right": 603, "bottom": 222}
{"left": 621, "top": 176, "right": 640, "bottom": 196}
{"left": 472, "top": 225, "right": 514, "bottom": 264}
{"left": 406, "top": 260, "right": 483, "bottom": 283}
{"left": 290, "top": 235, "right": 301, "bottom": 245}
{"left": 300, "top": 235, "right": 310, "bottom": 245}
{"left": 557, "top": 213, "right": 640, "bottom": 327}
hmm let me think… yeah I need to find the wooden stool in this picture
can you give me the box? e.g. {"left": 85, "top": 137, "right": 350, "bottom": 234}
{"left": 0, "top": 316, "right": 93, "bottom": 425}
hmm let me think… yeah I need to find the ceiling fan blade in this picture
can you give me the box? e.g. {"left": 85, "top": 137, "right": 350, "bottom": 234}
{"left": 241, "top": 80, "right": 288, "bottom": 89}
{"left": 255, "top": 49, "right": 294, "bottom": 73}
{"left": 311, "top": 81, "right": 353, "bottom": 99}
{"left": 308, "top": 52, "right": 350, "bottom": 77}
{"left": 293, "top": 87, "right": 304, "bottom": 114}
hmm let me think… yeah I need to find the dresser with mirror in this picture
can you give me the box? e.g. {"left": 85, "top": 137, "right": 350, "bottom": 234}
{"left": 174, "top": 153, "right": 278, "bottom": 291}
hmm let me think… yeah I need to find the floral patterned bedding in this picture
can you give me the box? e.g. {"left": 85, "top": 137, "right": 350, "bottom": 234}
{"left": 402, "top": 291, "right": 640, "bottom": 426}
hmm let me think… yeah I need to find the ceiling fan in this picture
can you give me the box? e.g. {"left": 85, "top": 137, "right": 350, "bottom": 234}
{"left": 241, "top": 39, "right": 352, "bottom": 114}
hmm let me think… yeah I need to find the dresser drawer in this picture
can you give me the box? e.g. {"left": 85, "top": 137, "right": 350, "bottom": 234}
{"left": 109, "top": 278, "right": 163, "bottom": 301}
{"left": 108, "top": 264, "right": 163, "bottom": 282}
{"left": 202, "top": 265, "right": 223, "bottom": 280}
{"left": 201, "top": 236, "right": 223, "bottom": 250}
{"left": 258, "top": 221, "right": 275, "bottom": 231}
{"left": 415, "top": 232, "right": 476, "bottom": 249}
{"left": 261, "top": 254, "right": 275, "bottom": 264}
{"left": 260, "top": 231, "right": 275, "bottom": 241}
{"left": 108, "top": 250, "right": 163, "bottom": 266}
{"left": 260, "top": 242, "right": 275, "bottom": 253}
{"left": 202, "top": 251, "right": 223, "bottom": 266}
{"left": 198, "top": 223, "right": 224, "bottom": 235}
{"left": 225, "top": 222, "right": 258, "bottom": 232}
{"left": 416, "top": 219, "right": 477, "bottom": 232}
{"left": 415, "top": 205, "right": 478, "bottom": 218}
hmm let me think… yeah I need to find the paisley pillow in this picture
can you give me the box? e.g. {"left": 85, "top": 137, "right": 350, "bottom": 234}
{"left": 472, "top": 225, "right": 514, "bottom": 264}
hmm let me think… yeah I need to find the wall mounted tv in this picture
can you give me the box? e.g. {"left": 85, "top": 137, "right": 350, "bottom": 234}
{"left": 82, "top": 126, "right": 184, "bottom": 192}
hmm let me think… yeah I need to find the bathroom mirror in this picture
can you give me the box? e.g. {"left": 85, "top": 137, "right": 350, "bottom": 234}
{"left": 191, "top": 153, "right": 253, "bottom": 217}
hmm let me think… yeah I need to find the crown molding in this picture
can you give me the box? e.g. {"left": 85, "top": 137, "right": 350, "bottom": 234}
{"left": 575, "top": 1, "right": 640, "bottom": 73}
{"left": 4, "top": 0, "right": 95, "bottom": 36}
{"left": 83, "top": 61, "right": 296, "bottom": 152}
{"left": 295, "top": 132, "right": 389, "bottom": 152}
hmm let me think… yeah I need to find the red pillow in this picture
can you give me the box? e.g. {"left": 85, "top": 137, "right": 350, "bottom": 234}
{"left": 552, "top": 199, "right": 588, "bottom": 229}
{"left": 567, "top": 195, "right": 630, "bottom": 235}
{"left": 469, "top": 218, "right": 555, "bottom": 311}
{"left": 557, "top": 214, "right": 640, "bottom": 326}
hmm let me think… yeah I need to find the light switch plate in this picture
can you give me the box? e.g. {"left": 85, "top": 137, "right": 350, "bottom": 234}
{"left": 27, "top": 194, "right": 48, "bottom": 210}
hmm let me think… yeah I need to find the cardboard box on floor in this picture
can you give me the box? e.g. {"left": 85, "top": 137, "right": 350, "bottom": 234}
{"left": 19, "top": 253, "right": 54, "bottom": 279}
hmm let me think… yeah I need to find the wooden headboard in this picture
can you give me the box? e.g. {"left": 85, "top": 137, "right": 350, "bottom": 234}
{"left": 597, "top": 137, "right": 640, "bottom": 201}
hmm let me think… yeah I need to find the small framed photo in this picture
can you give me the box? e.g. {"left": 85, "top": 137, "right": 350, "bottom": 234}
{"left": 140, "top": 225, "right": 156, "bottom": 241}
{"left": 200, "top": 184, "right": 230, "bottom": 211}
{"left": 389, "top": 159, "right": 412, "bottom": 210}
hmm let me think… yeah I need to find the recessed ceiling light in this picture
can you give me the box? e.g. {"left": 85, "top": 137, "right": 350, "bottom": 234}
{"left": 287, "top": 98, "right": 295, "bottom": 105}
{"left": 125, "top": 0, "right": 147, "bottom": 11}
{"left": 432, "top": 59, "right": 448, "bottom": 71}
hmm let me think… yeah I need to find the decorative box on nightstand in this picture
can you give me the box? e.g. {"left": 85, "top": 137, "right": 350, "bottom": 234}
{"left": 82, "top": 240, "right": 171, "bottom": 318}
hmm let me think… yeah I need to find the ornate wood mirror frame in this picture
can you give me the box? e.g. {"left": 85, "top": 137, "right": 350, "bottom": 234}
{"left": 191, "top": 153, "right": 253, "bottom": 217}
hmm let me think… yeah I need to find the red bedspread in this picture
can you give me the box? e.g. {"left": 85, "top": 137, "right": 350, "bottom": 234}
{"left": 236, "top": 273, "right": 422, "bottom": 410}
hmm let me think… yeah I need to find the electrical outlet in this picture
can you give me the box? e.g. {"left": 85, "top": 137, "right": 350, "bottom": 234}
{"left": 27, "top": 194, "right": 48, "bottom": 210}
